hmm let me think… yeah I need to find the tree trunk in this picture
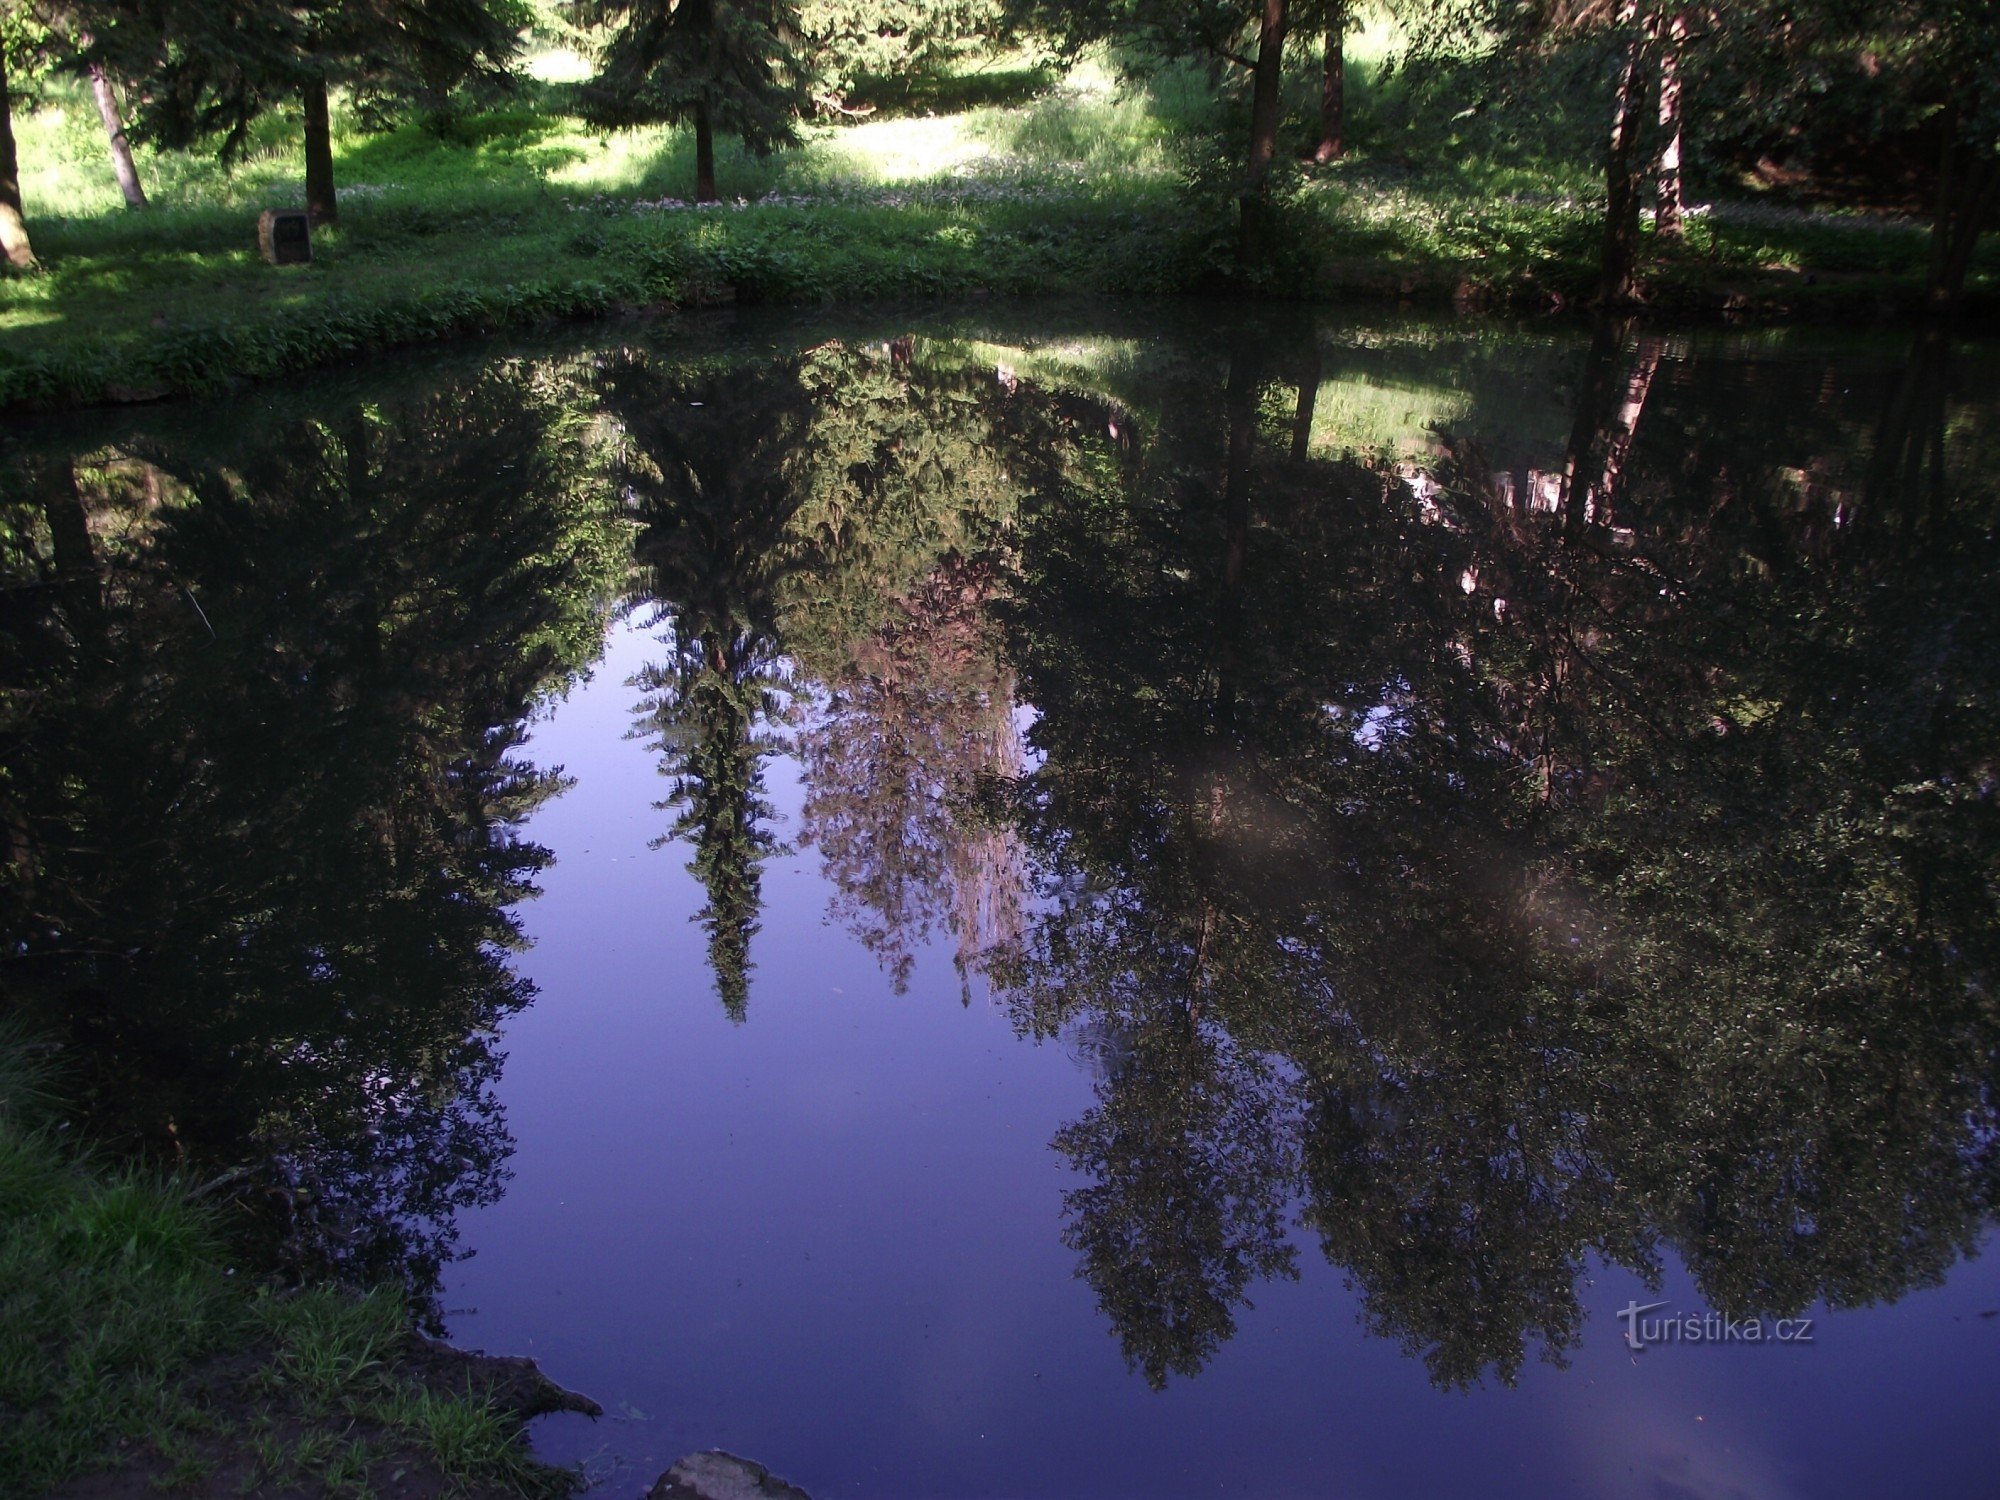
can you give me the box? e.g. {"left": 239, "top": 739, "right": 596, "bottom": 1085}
{"left": 1597, "top": 6, "right": 1648, "bottom": 306}
{"left": 89, "top": 62, "right": 148, "bottom": 209}
{"left": 1654, "top": 10, "right": 1686, "bottom": 240}
{"left": 1221, "top": 338, "right": 1264, "bottom": 592}
{"left": 0, "top": 54, "right": 34, "bottom": 269}
{"left": 303, "top": 77, "right": 337, "bottom": 227}
{"left": 1559, "top": 316, "right": 1659, "bottom": 533}
{"left": 1866, "top": 327, "right": 1951, "bottom": 522}
{"left": 39, "top": 460, "right": 106, "bottom": 652}
{"left": 1237, "top": 0, "right": 1290, "bottom": 268}
{"left": 1290, "top": 337, "right": 1322, "bottom": 462}
{"left": 1314, "top": 9, "right": 1346, "bottom": 164}
{"left": 694, "top": 98, "right": 718, "bottom": 203}
{"left": 1927, "top": 113, "right": 1998, "bottom": 316}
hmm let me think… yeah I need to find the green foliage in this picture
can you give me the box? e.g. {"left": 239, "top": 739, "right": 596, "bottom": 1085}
{"left": 0, "top": 1122, "right": 243, "bottom": 1496}
{"left": 582, "top": 0, "right": 807, "bottom": 188}
{"left": 798, "top": 0, "right": 1012, "bottom": 112}
{"left": 6, "top": 285, "right": 2000, "bottom": 1425}
{"left": 1, "top": 367, "right": 625, "bottom": 1312}
{"left": 95, "top": 0, "right": 525, "bottom": 160}
{"left": 605, "top": 350, "right": 814, "bottom": 1017}
{"left": 978, "top": 311, "right": 2000, "bottom": 1387}
{"left": 1, "top": 37, "right": 1994, "bottom": 414}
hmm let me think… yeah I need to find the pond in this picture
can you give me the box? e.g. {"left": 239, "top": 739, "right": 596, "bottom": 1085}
{"left": 5, "top": 301, "right": 1998, "bottom": 1498}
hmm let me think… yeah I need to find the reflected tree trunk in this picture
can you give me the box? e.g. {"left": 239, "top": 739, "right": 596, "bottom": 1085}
{"left": 1865, "top": 326, "right": 1954, "bottom": 532}
{"left": 1291, "top": 338, "right": 1322, "bottom": 463}
{"left": 304, "top": 76, "right": 338, "bottom": 227}
{"left": 88, "top": 60, "right": 148, "bottom": 209}
{"left": 39, "top": 459, "right": 106, "bottom": 653}
{"left": 0, "top": 53, "right": 35, "bottom": 269}
{"left": 1222, "top": 337, "right": 1265, "bottom": 592}
{"left": 1560, "top": 317, "right": 1661, "bottom": 533}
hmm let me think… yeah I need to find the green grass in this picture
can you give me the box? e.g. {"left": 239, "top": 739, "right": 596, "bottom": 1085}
{"left": 1, "top": 36, "right": 1986, "bottom": 412}
{"left": 0, "top": 1024, "right": 236, "bottom": 1493}
{"left": 0, "top": 1022, "right": 577, "bottom": 1499}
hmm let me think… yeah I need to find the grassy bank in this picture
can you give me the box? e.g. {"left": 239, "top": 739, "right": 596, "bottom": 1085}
{"left": 2, "top": 44, "right": 1991, "bottom": 412}
{"left": 0, "top": 1026, "right": 590, "bottom": 1499}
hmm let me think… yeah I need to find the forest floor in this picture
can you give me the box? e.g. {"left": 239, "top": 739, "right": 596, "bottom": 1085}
{"left": 0, "top": 1026, "right": 596, "bottom": 1500}
{"left": 1, "top": 45, "right": 1991, "bottom": 411}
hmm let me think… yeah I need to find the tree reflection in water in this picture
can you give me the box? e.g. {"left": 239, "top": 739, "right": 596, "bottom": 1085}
{"left": 0, "top": 368, "right": 625, "bottom": 1321}
{"left": 4, "top": 312, "right": 1994, "bottom": 1385}
{"left": 991, "top": 314, "right": 2000, "bottom": 1387}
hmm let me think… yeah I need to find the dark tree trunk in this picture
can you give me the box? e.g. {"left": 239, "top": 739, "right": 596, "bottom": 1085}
{"left": 1597, "top": 9, "right": 1649, "bottom": 306}
{"left": 1559, "top": 316, "right": 1659, "bottom": 533}
{"left": 89, "top": 62, "right": 148, "bottom": 209}
{"left": 1290, "top": 337, "right": 1322, "bottom": 463}
{"left": 694, "top": 98, "right": 718, "bottom": 203}
{"left": 1866, "top": 327, "right": 1953, "bottom": 522}
{"left": 1927, "top": 113, "right": 1998, "bottom": 316}
{"left": 1654, "top": 11, "right": 1686, "bottom": 240}
{"left": 1221, "top": 337, "right": 1264, "bottom": 592}
{"left": 39, "top": 460, "right": 106, "bottom": 651}
{"left": 303, "top": 77, "right": 338, "bottom": 227}
{"left": 0, "top": 54, "right": 34, "bottom": 269}
{"left": 1314, "top": 10, "right": 1346, "bottom": 164}
{"left": 1237, "top": 0, "right": 1290, "bottom": 269}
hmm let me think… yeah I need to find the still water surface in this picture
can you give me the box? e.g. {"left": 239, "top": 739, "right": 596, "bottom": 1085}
{"left": 6, "top": 302, "right": 1998, "bottom": 1497}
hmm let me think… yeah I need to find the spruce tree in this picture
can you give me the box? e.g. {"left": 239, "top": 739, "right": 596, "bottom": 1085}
{"left": 583, "top": 0, "right": 805, "bottom": 203}
{"left": 94, "top": 0, "right": 521, "bottom": 226}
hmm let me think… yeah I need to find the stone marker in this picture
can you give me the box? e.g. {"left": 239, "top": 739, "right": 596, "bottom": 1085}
{"left": 647, "top": 1451, "right": 813, "bottom": 1500}
{"left": 257, "top": 209, "right": 312, "bottom": 266}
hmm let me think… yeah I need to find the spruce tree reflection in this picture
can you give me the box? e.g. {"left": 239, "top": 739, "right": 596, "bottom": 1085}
{"left": 11, "top": 319, "right": 1992, "bottom": 1390}
{"left": 0, "top": 370, "right": 622, "bottom": 1314}
{"left": 604, "top": 350, "right": 812, "bottom": 1021}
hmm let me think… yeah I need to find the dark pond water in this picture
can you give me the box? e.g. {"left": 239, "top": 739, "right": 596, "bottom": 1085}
{"left": 5, "top": 302, "right": 1999, "bottom": 1498}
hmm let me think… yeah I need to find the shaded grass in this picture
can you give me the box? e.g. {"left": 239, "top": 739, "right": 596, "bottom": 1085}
{"left": 0, "top": 1022, "right": 576, "bottom": 1499}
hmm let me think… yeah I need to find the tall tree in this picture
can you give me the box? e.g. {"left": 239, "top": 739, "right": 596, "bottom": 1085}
{"left": 1652, "top": 6, "right": 1686, "bottom": 237}
{"left": 1299, "top": 0, "right": 1346, "bottom": 162}
{"left": 602, "top": 351, "right": 811, "bottom": 1017}
{"left": 98, "top": 0, "right": 521, "bottom": 226}
{"left": 0, "top": 365, "right": 623, "bottom": 1311}
{"left": 86, "top": 51, "right": 146, "bottom": 206}
{"left": 1013, "top": 0, "right": 1294, "bottom": 267}
{"left": 33, "top": 4, "right": 153, "bottom": 206}
{"left": 582, "top": 0, "right": 805, "bottom": 203}
{"left": 1596, "top": 0, "right": 1653, "bottom": 303}
{"left": 0, "top": 36, "right": 31, "bottom": 267}
{"left": 1911, "top": 1, "right": 2000, "bottom": 312}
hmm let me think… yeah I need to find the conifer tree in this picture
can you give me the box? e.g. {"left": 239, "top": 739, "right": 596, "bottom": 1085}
{"left": 796, "top": 0, "right": 1004, "bottom": 115}
{"left": 583, "top": 0, "right": 805, "bottom": 202}
{"left": 93, "top": 0, "right": 521, "bottom": 226}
